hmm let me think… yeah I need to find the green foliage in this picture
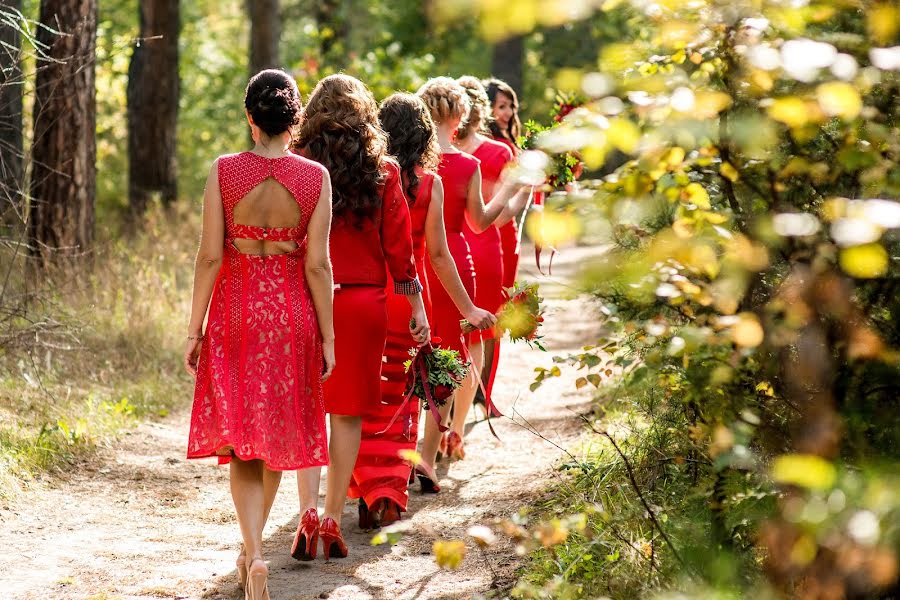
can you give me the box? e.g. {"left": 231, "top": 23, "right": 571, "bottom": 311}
{"left": 403, "top": 344, "right": 469, "bottom": 407}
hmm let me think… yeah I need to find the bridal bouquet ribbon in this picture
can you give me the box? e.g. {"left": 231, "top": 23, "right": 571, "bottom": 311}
{"left": 378, "top": 336, "right": 469, "bottom": 437}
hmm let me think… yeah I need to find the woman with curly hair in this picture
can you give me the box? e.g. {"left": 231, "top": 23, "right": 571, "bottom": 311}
{"left": 350, "top": 93, "right": 496, "bottom": 527}
{"left": 455, "top": 76, "right": 515, "bottom": 415}
{"left": 416, "top": 76, "right": 527, "bottom": 463}
{"left": 291, "top": 74, "right": 430, "bottom": 561}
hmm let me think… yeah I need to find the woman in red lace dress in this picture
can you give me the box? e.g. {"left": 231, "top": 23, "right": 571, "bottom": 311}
{"left": 416, "top": 77, "right": 527, "bottom": 464}
{"left": 185, "top": 70, "right": 335, "bottom": 599}
{"left": 455, "top": 76, "right": 515, "bottom": 411}
{"left": 292, "top": 75, "right": 430, "bottom": 561}
{"left": 349, "top": 94, "right": 495, "bottom": 528}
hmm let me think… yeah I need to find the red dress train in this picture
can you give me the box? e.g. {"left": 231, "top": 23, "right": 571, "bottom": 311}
{"left": 349, "top": 170, "right": 436, "bottom": 511}
{"left": 187, "top": 152, "right": 328, "bottom": 471}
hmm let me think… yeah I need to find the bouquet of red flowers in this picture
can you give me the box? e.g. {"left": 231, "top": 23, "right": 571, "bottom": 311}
{"left": 461, "top": 283, "right": 546, "bottom": 350}
{"left": 403, "top": 341, "right": 469, "bottom": 409}
{"left": 518, "top": 92, "right": 586, "bottom": 190}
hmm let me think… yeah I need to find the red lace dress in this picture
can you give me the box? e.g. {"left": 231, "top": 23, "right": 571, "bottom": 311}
{"left": 349, "top": 168, "right": 435, "bottom": 511}
{"left": 187, "top": 152, "right": 328, "bottom": 471}
{"left": 463, "top": 139, "right": 514, "bottom": 343}
{"left": 425, "top": 152, "right": 479, "bottom": 354}
{"left": 492, "top": 135, "right": 521, "bottom": 288}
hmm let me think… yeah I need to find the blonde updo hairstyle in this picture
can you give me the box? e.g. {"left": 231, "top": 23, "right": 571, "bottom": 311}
{"left": 455, "top": 75, "right": 491, "bottom": 141}
{"left": 416, "top": 76, "right": 470, "bottom": 127}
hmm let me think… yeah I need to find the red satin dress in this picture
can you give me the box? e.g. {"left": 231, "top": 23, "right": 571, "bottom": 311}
{"left": 463, "top": 139, "right": 514, "bottom": 343}
{"left": 492, "top": 135, "right": 521, "bottom": 289}
{"left": 349, "top": 168, "right": 435, "bottom": 511}
{"left": 187, "top": 152, "right": 328, "bottom": 471}
{"left": 325, "top": 160, "right": 421, "bottom": 417}
{"left": 425, "top": 152, "right": 479, "bottom": 354}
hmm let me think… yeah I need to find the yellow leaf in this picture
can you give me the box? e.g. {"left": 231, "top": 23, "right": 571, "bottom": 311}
{"left": 868, "top": 2, "right": 899, "bottom": 45}
{"left": 672, "top": 218, "right": 694, "bottom": 238}
{"left": 840, "top": 243, "right": 888, "bottom": 278}
{"left": 772, "top": 454, "right": 837, "bottom": 490}
{"left": 525, "top": 211, "right": 582, "bottom": 247}
{"left": 693, "top": 91, "right": 733, "bottom": 119}
{"left": 817, "top": 81, "right": 862, "bottom": 120}
{"left": 720, "top": 162, "right": 740, "bottom": 182}
{"left": 681, "top": 183, "right": 710, "bottom": 209}
{"left": 555, "top": 68, "right": 583, "bottom": 92}
{"left": 768, "top": 97, "right": 809, "bottom": 128}
{"left": 732, "top": 313, "right": 764, "bottom": 348}
{"left": 581, "top": 144, "right": 606, "bottom": 169}
{"left": 433, "top": 540, "right": 467, "bottom": 569}
{"left": 398, "top": 449, "right": 422, "bottom": 466}
{"left": 664, "top": 146, "right": 686, "bottom": 167}
{"left": 607, "top": 118, "right": 640, "bottom": 154}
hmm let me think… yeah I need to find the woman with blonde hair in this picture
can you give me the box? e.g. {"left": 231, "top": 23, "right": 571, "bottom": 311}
{"left": 415, "top": 76, "right": 527, "bottom": 468}
{"left": 292, "top": 74, "right": 430, "bottom": 560}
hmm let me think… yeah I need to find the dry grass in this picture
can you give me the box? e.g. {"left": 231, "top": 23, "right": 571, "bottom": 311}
{"left": 0, "top": 205, "right": 199, "bottom": 498}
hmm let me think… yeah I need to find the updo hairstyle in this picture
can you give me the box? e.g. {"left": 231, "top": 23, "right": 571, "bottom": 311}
{"left": 244, "top": 69, "right": 302, "bottom": 137}
{"left": 455, "top": 75, "right": 491, "bottom": 141}
{"left": 416, "top": 77, "right": 470, "bottom": 126}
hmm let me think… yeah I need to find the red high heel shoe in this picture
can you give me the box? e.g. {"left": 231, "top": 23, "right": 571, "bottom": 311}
{"left": 290, "top": 508, "right": 319, "bottom": 561}
{"left": 415, "top": 463, "right": 441, "bottom": 494}
{"left": 319, "top": 517, "right": 348, "bottom": 561}
{"left": 446, "top": 431, "right": 465, "bottom": 460}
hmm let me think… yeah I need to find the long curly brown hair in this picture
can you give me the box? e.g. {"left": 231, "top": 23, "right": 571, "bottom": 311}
{"left": 293, "top": 74, "right": 388, "bottom": 223}
{"left": 456, "top": 76, "right": 491, "bottom": 141}
{"left": 379, "top": 93, "right": 440, "bottom": 202}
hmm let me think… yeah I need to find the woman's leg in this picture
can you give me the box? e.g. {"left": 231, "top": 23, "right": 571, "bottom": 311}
{"left": 296, "top": 466, "right": 322, "bottom": 514}
{"left": 322, "top": 414, "right": 363, "bottom": 524}
{"left": 421, "top": 400, "right": 453, "bottom": 470}
{"left": 262, "top": 467, "right": 282, "bottom": 523}
{"left": 451, "top": 340, "right": 485, "bottom": 437}
{"left": 230, "top": 457, "right": 267, "bottom": 561}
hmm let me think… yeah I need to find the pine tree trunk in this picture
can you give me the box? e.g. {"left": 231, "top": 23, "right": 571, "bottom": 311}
{"left": 0, "top": 0, "right": 24, "bottom": 222}
{"left": 491, "top": 35, "right": 524, "bottom": 98}
{"left": 246, "top": 0, "right": 280, "bottom": 75}
{"left": 29, "top": 0, "right": 97, "bottom": 268}
{"left": 126, "top": 0, "right": 180, "bottom": 219}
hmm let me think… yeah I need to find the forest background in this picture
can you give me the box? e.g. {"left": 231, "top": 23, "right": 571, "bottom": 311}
{"left": 1, "top": 0, "right": 899, "bottom": 598}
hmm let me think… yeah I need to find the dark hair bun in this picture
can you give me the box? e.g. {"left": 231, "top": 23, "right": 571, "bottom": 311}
{"left": 244, "top": 69, "right": 301, "bottom": 137}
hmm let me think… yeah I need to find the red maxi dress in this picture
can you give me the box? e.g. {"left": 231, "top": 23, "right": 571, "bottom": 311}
{"left": 492, "top": 136, "right": 521, "bottom": 289}
{"left": 324, "top": 160, "right": 421, "bottom": 416}
{"left": 349, "top": 168, "right": 436, "bottom": 511}
{"left": 425, "top": 152, "right": 479, "bottom": 354}
{"left": 187, "top": 152, "right": 328, "bottom": 470}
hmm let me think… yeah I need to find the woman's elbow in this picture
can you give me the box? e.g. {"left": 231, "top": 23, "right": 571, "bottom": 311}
{"left": 196, "top": 253, "right": 223, "bottom": 270}
{"left": 305, "top": 262, "right": 331, "bottom": 279}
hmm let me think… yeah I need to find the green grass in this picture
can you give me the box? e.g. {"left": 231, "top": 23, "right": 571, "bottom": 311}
{"left": 511, "top": 379, "right": 778, "bottom": 599}
{"left": 0, "top": 207, "right": 197, "bottom": 498}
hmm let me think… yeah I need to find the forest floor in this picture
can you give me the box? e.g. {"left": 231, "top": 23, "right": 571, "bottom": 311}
{"left": 0, "top": 244, "right": 603, "bottom": 600}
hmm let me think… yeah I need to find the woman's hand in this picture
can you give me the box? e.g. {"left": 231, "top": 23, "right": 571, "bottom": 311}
{"left": 409, "top": 309, "right": 431, "bottom": 347}
{"left": 183, "top": 336, "right": 202, "bottom": 377}
{"left": 464, "top": 306, "right": 497, "bottom": 331}
{"left": 322, "top": 339, "right": 336, "bottom": 381}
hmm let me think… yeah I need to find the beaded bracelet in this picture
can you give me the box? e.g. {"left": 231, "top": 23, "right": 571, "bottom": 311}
{"left": 186, "top": 334, "right": 205, "bottom": 342}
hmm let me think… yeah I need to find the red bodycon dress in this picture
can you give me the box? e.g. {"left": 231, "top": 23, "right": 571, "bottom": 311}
{"left": 424, "top": 152, "right": 479, "bottom": 354}
{"left": 325, "top": 160, "right": 421, "bottom": 416}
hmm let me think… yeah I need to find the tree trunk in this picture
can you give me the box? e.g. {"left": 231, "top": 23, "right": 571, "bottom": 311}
{"left": 246, "top": 0, "right": 280, "bottom": 75}
{"left": 126, "top": 0, "right": 180, "bottom": 219}
{"left": 491, "top": 35, "right": 524, "bottom": 99}
{"left": 29, "top": 0, "right": 97, "bottom": 268}
{"left": 0, "top": 0, "right": 24, "bottom": 222}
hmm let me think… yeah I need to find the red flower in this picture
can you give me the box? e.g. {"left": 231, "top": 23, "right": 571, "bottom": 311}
{"left": 433, "top": 384, "right": 454, "bottom": 400}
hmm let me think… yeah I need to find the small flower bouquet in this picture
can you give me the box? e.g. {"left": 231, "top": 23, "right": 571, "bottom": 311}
{"left": 461, "top": 283, "right": 546, "bottom": 350}
{"left": 403, "top": 340, "right": 469, "bottom": 409}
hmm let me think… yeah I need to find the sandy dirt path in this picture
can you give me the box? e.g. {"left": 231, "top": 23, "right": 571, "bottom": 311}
{"left": 0, "top": 245, "right": 601, "bottom": 600}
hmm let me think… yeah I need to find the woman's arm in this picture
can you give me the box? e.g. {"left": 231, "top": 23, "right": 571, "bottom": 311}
{"left": 304, "top": 169, "right": 336, "bottom": 380}
{"left": 493, "top": 186, "right": 531, "bottom": 227}
{"left": 184, "top": 159, "right": 225, "bottom": 376}
{"left": 464, "top": 165, "right": 523, "bottom": 233}
{"left": 425, "top": 177, "right": 496, "bottom": 330}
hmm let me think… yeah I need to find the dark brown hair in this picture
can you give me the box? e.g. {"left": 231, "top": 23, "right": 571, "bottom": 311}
{"left": 484, "top": 78, "right": 521, "bottom": 144}
{"left": 244, "top": 69, "right": 302, "bottom": 137}
{"left": 379, "top": 93, "right": 440, "bottom": 202}
{"left": 293, "top": 74, "right": 387, "bottom": 222}
{"left": 456, "top": 76, "right": 491, "bottom": 141}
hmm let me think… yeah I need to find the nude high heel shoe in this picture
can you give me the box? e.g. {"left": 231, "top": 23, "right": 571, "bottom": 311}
{"left": 245, "top": 557, "right": 269, "bottom": 600}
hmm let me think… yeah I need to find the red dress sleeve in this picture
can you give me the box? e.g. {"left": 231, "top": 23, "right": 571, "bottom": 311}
{"left": 380, "top": 161, "right": 422, "bottom": 295}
